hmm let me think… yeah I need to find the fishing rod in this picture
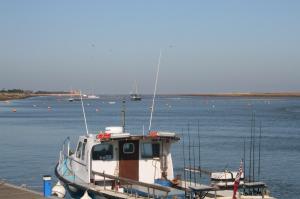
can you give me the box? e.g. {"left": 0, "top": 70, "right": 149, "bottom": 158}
{"left": 243, "top": 137, "right": 246, "bottom": 193}
{"left": 193, "top": 140, "right": 196, "bottom": 186}
{"left": 258, "top": 121, "right": 262, "bottom": 181}
{"left": 182, "top": 129, "right": 187, "bottom": 196}
{"left": 197, "top": 120, "right": 201, "bottom": 180}
{"left": 249, "top": 113, "right": 253, "bottom": 182}
{"left": 252, "top": 112, "right": 256, "bottom": 183}
{"left": 188, "top": 123, "right": 192, "bottom": 186}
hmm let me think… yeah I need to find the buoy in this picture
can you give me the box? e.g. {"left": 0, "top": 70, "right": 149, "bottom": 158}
{"left": 12, "top": 108, "right": 17, "bottom": 112}
{"left": 81, "top": 190, "right": 92, "bottom": 199}
{"left": 51, "top": 181, "right": 66, "bottom": 198}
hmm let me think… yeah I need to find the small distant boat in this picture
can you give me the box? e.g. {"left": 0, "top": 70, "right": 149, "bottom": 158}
{"left": 130, "top": 81, "right": 142, "bottom": 101}
{"left": 87, "top": 95, "right": 99, "bottom": 99}
{"left": 130, "top": 93, "right": 142, "bottom": 101}
{"left": 70, "top": 94, "right": 99, "bottom": 101}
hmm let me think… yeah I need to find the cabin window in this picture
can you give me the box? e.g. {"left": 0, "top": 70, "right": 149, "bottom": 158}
{"left": 123, "top": 143, "right": 135, "bottom": 154}
{"left": 92, "top": 144, "right": 113, "bottom": 160}
{"left": 142, "top": 143, "right": 160, "bottom": 158}
{"left": 76, "top": 142, "right": 83, "bottom": 159}
{"left": 81, "top": 142, "right": 86, "bottom": 160}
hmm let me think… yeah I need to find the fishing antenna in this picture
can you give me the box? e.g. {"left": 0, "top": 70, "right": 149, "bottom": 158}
{"left": 148, "top": 50, "right": 162, "bottom": 132}
{"left": 80, "top": 90, "right": 89, "bottom": 136}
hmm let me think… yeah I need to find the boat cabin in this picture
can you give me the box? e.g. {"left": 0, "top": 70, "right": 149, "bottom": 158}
{"left": 70, "top": 127, "right": 180, "bottom": 186}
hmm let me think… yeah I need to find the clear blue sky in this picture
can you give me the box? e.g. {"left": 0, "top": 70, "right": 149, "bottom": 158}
{"left": 0, "top": 1, "right": 299, "bottom": 94}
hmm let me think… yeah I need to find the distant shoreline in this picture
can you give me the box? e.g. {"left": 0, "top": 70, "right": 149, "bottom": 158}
{"left": 1, "top": 92, "right": 300, "bottom": 101}
{"left": 176, "top": 92, "right": 300, "bottom": 97}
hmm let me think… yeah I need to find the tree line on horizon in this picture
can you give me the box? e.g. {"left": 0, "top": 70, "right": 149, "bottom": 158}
{"left": 0, "top": 89, "right": 70, "bottom": 94}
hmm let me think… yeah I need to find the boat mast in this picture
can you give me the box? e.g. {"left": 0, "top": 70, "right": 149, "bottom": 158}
{"left": 148, "top": 50, "right": 162, "bottom": 132}
{"left": 135, "top": 80, "right": 138, "bottom": 95}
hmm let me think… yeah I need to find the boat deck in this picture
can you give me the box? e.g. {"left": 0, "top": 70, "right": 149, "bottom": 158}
{"left": 0, "top": 181, "right": 58, "bottom": 199}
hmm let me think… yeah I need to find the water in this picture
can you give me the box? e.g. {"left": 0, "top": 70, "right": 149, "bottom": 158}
{"left": 0, "top": 95, "right": 299, "bottom": 199}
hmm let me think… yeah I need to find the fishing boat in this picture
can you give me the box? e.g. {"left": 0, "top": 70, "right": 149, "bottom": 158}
{"left": 54, "top": 127, "right": 181, "bottom": 198}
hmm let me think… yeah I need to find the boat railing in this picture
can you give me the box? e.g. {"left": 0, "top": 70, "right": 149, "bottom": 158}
{"left": 92, "top": 170, "right": 171, "bottom": 198}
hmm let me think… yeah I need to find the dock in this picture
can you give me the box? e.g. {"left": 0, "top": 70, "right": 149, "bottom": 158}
{"left": 0, "top": 181, "right": 58, "bottom": 199}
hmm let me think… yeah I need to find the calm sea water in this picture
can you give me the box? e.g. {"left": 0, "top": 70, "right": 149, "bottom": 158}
{"left": 0, "top": 96, "right": 299, "bottom": 199}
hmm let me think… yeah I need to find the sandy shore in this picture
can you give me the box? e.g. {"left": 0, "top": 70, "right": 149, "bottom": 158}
{"left": 0, "top": 93, "right": 33, "bottom": 101}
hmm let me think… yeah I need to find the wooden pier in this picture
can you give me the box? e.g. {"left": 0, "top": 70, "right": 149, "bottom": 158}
{"left": 0, "top": 181, "right": 58, "bottom": 199}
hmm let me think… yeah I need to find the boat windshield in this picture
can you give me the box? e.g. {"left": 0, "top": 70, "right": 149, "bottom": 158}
{"left": 92, "top": 144, "right": 113, "bottom": 160}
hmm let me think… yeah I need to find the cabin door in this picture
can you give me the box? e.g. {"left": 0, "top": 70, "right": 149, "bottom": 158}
{"left": 119, "top": 140, "right": 139, "bottom": 181}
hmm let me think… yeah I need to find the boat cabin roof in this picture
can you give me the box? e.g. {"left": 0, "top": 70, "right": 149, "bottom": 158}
{"left": 80, "top": 131, "right": 180, "bottom": 144}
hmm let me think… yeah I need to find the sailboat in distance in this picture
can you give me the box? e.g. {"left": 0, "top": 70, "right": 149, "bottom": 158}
{"left": 130, "top": 81, "right": 142, "bottom": 101}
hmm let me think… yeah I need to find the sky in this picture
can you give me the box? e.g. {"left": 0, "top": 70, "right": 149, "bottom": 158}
{"left": 0, "top": 1, "right": 299, "bottom": 94}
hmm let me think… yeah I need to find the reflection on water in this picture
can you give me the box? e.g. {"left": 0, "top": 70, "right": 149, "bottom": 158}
{"left": 0, "top": 96, "right": 300, "bottom": 199}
